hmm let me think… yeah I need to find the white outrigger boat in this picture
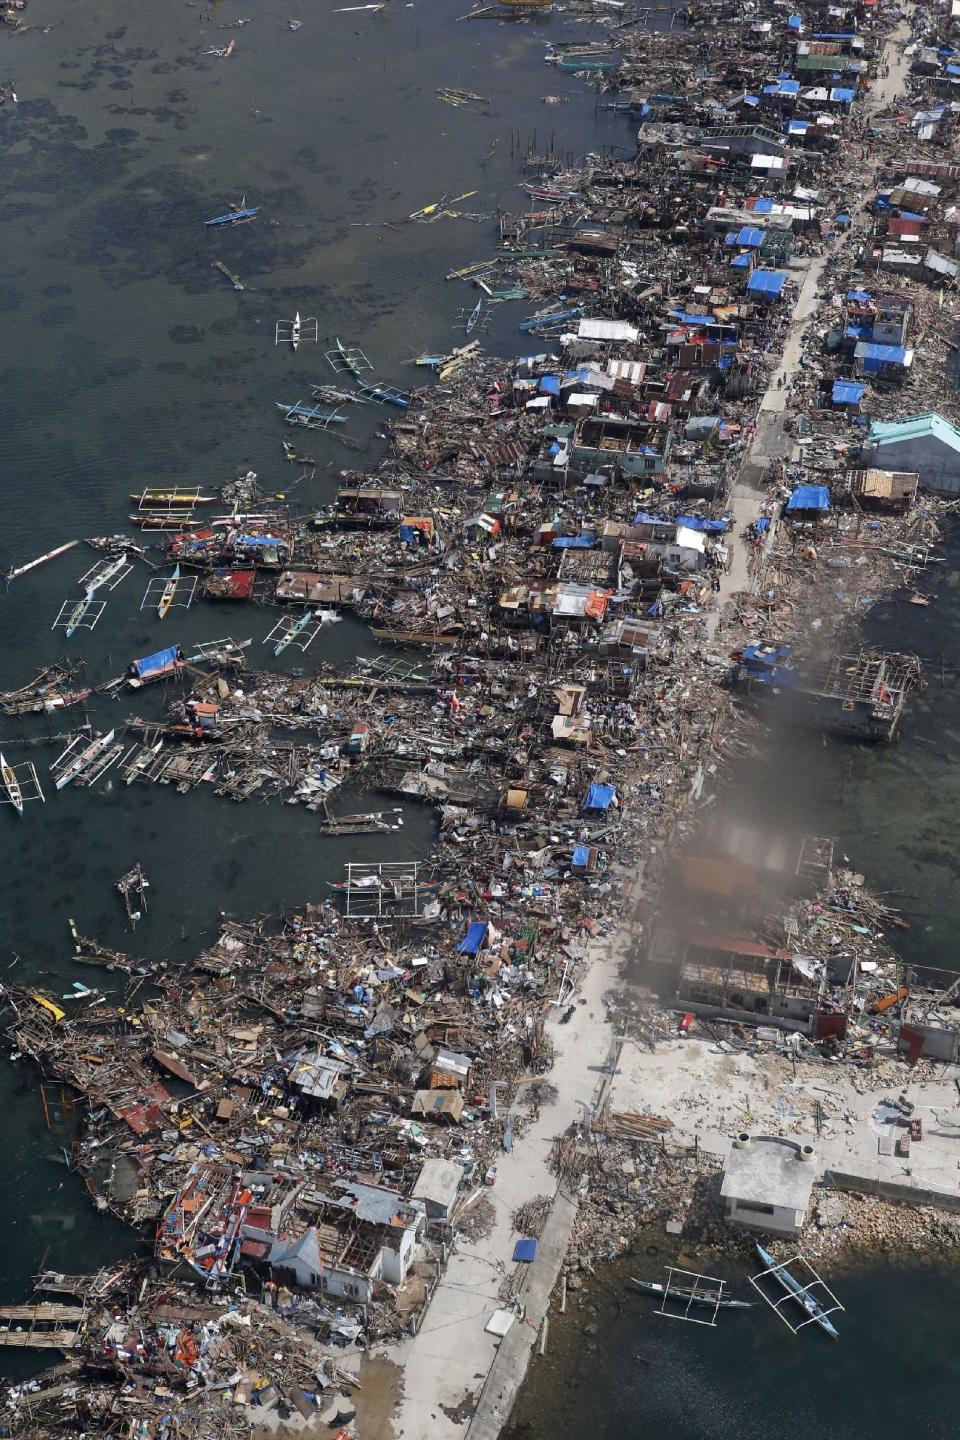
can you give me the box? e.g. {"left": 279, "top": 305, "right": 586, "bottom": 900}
{"left": 54, "top": 729, "right": 116, "bottom": 791}
{"left": 0, "top": 753, "right": 23, "bottom": 816}
{"left": 291, "top": 311, "right": 301, "bottom": 350}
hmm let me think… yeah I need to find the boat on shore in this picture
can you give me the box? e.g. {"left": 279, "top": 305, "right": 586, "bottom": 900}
{"left": 630, "top": 1278, "right": 752, "bottom": 1310}
{"left": 0, "top": 754, "right": 23, "bottom": 817}
{"left": 755, "top": 1243, "right": 839, "bottom": 1338}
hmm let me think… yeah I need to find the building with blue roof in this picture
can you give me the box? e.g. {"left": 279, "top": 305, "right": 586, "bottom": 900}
{"left": 747, "top": 269, "right": 788, "bottom": 299}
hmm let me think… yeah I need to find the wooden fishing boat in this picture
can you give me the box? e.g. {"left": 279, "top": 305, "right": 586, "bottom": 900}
{"left": 465, "top": 298, "right": 483, "bottom": 334}
{"left": 0, "top": 753, "right": 23, "bottom": 817}
{"left": 754, "top": 1244, "right": 839, "bottom": 1339}
{"left": 129, "top": 492, "right": 219, "bottom": 507}
{"left": 213, "top": 260, "right": 244, "bottom": 290}
{"left": 275, "top": 402, "right": 348, "bottom": 426}
{"left": 291, "top": 311, "right": 301, "bottom": 351}
{"left": 128, "top": 514, "right": 202, "bottom": 530}
{"left": 630, "top": 1278, "right": 752, "bottom": 1310}
{"left": 157, "top": 565, "right": 179, "bottom": 620}
{"left": 204, "top": 206, "right": 258, "bottom": 226}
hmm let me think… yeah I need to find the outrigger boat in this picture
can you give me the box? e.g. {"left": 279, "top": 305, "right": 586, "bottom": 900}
{"left": 205, "top": 206, "right": 258, "bottom": 226}
{"left": 129, "top": 514, "right": 203, "bottom": 530}
{"left": 465, "top": 298, "right": 483, "bottom": 334}
{"left": 335, "top": 337, "right": 366, "bottom": 380}
{"left": 327, "top": 877, "right": 440, "bottom": 893}
{"left": 276, "top": 401, "right": 348, "bottom": 426}
{"left": 291, "top": 312, "right": 301, "bottom": 351}
{"left": 54, "top": 729, "right": 117, "bottom": 791}
{"left": 64, "top": 592, "right": 95, "bottom": 639}
{"left": 754, "top": 1243, "right": 840, "bottom": 1339}
{"left": 356, "top": 380, "right": 411, "bottom": 409}
{"left": 0, "top": 753, "right": 23, "bottom": 817}
{"left": 274, "top": 609, "right": 315, "bottom": 656}
{"left": 213, "top": 260, "right": 244, "bottom": 291}
{"left": 157, "top": 565, "right": 180, "bottom": 620}
{"left": 630, "top": 1278, "right": 752, "bottom": 1310}
{"left": 84, "top": 554, "right": 131, "bottom": 592}
{"left": 129, "top": 491, "right": 219, "bottom": 507}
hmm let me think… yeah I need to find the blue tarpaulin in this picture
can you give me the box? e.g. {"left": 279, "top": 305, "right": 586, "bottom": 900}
{"left": 551, "top": 534, "right": 597, "bottom": 549}
{"left": 832, "top": 379, "right": 866, "bottom": 405}
{"left": 633, "top": 512, "right": 671, "bottom": 526}
{"left": 572, "top": 845, "right": 592, "bottom": 868}
{"left": 736, "top": 225, "right": 764, "bottom": 247}
{"left": 730, "top": 252, "right": 752, "bottom": 269}
{"left": 853, "top": 341, "right": 908, "bottom": 364}
{"left": 513, "top": 1239, "right": 538, "bottom": 1263}
{"left": 676, "top": 515, "right": 728, "bottom": 533}
{"left": 786, "top": 484, "right": 831, "bottom": 513}
{"left": 583, "top": 783, "right": 616, "bottom": 811}
{"left": 786, "top": 118, "right": 809, "bottom": 134}
{"left": 764, "top": 79, "right": 800, "bottom": 95}
{"left": 747, "top": 269, "right": 787, "bottom": 297}
{"left": 787, "top": 13, "right": 802, "bottom": 28}
{"left": 457, "top": 922, "right": 489, "bottom": 955}
{"left": 235, "top": 535, "right": 284, "bottom": 547}
{"left": 751, "top": 197, "right": 774, "bottom": 214}
{"left": 539, "top": 375, "right": 561, "bottom": 395}
{"left": 847, "top": 288, "right": 872, "bottom": 302}
{"left": 829, "top": 86, "right": 856, "bottom": 102}
{"left": 131, "top": 646, "right": 180, "bottom": 679}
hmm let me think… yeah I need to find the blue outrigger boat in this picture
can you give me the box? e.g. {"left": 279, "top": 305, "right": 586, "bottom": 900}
{"left": 518, "top": 305, "right": 584, "bottom": 333}
{"left": 356, "top": 380, "right": 411, "bottom": 409}
{"left": 755, "top": 1243, "right": 840, "bottom": 1339}
{"left": 205, "top": 207, "right": 259, "bottom": 227}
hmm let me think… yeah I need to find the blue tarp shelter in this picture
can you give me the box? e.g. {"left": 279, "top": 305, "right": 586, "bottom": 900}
{"left": 747, "top": 269, "right": 787, "bottom": 297}
{"left": 829, "top": 86, "right": 856, "bottom": 103}
{"left": 539, "top": 375, "right": 561, "bottom": 395}
{"left": 786, "top": 485, "right": 830, "bottom": 513}
{"left": 854, "top": 341, "right": 908, "bottom": 366}
{"left": 458, "top": 922, "right": 489, "bottom": 955}
{"left": 552, "top": 534, "right": 597, "bottom": 549}
{"left": 730, "top": 252, "right": 752, "bottom": 269}
{"left": 583, "top": 783, "right": 616, "bottom": 812}
{"left": 847, "top": 288, "right": 872, "bottom": 302}
{"left": 832, "top": 379, "right": 866, "bottom": 405}
{"left": 572, "top": 845, "right": 592, "bottom": 868}
{"left": 131, "top": 646, "right": 181, "bottom": 679}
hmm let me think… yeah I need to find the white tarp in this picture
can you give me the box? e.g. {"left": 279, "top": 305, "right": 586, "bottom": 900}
{"left": 577, "top": 318, "right": 639, "bottom": 342}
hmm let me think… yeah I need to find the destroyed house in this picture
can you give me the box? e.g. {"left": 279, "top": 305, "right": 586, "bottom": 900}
{"left": 670, "top": 932, "right": 855, "bottom": 1036}
{"left": 570, "top": 415, "right": 671, "bottom": 480}
{"left": 332, "top": 488, "right": 403, "bottom": 526}
{"left": 274, "top": 1181, "right": 422, "bottom": 1297}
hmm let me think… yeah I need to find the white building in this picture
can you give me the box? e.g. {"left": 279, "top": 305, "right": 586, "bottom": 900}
{"left": 720, "top": 1134, "right": 816, "bottom": 1236}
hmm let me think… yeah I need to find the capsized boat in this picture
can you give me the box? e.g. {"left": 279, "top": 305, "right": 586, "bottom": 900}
{"left": 0, "top": 753, "right": 23, "bottom": 817}
{"left": 630, "top": 1278, "right": 752, "bottom": 1310}
{"left": 157, "top": 565, "right": 180, "bottom": 620}
{"left": 755, "top": 1243, "right": 839, "bottom": 1339}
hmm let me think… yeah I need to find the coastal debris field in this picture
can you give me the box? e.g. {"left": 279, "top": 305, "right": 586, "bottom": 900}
{"left": 4, "top": 0, "right": 960, "bottom": 1437}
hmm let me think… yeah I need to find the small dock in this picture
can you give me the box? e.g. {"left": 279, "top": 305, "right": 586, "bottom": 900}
{"left": 0, "top": 1303, "right": 83, "bottom": 1350}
